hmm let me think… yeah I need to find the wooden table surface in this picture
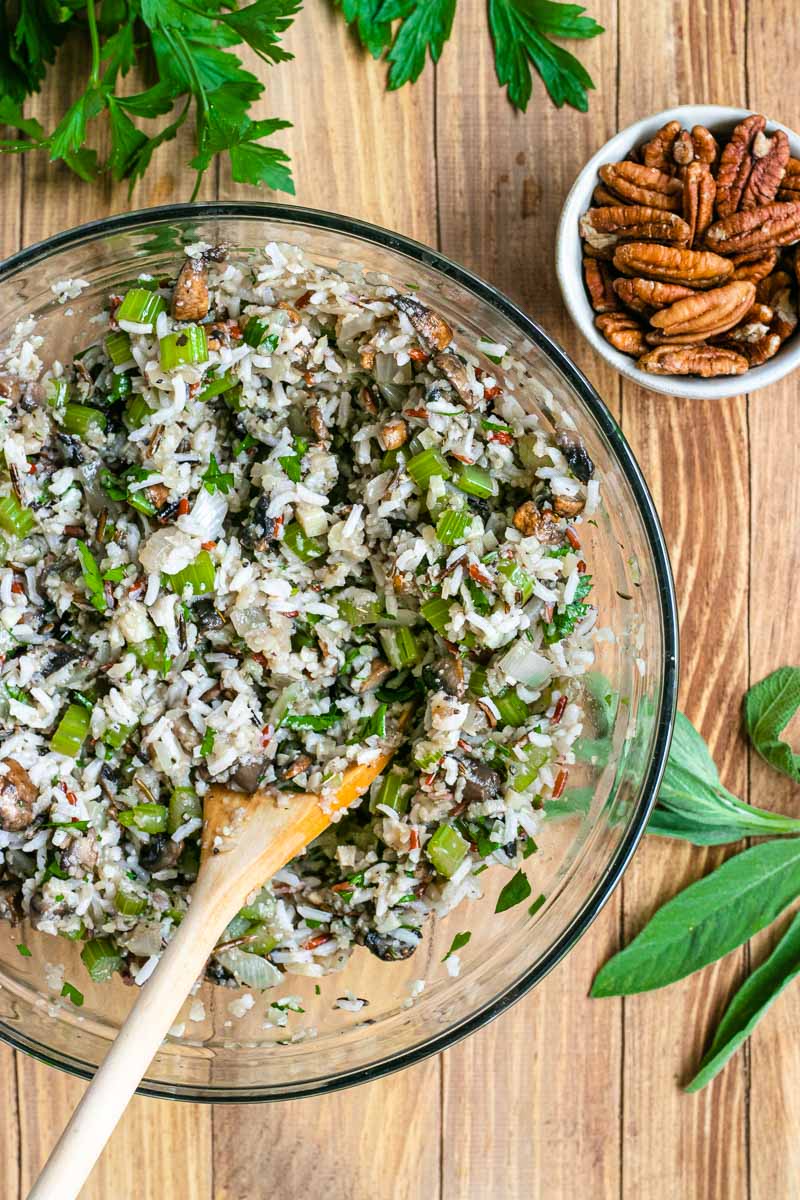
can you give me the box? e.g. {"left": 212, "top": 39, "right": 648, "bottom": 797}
{"left": 2, "top": 2, "right": 799, "bottom": 1196}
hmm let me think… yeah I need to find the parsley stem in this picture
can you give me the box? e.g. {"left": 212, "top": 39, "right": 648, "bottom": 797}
{"left": 85, "top": 1, "right": 101, "bottom": 87}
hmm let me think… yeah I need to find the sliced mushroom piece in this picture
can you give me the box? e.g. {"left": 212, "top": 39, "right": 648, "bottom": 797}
{"left": 58, "top": 834, "right": 99, "bottom": 878}
{"left": 193, "top": 599, "right": 225, "bottom": 632}
{"left": 0, "top": 375, "right": 21, "bottom": 402}
{"left": 0, "top": 759, "right": 37, "bottom": 833}
{"left": 363, "top": 929, "right": 420, "bottom": 961}
{"left": 356, "top": 658, "right": 395, "bottom": 694}
{"left": 431, "top": 352, "right": 475, "bottom": 408}
{"left": 241, "top": 495, "right": 282, "bottom": 552}
{"left": 390, "top": 295, "right": 453, "bottom": 351}
{"left": 57, "top": 433, "right": 84, "bottom": 467}
{"left": 171, "top": 258, "right": 209, "bottom": 321}
{"left": 461, "top": 763, "right": 502, "bottom": 806}
{"left": 422, "top": 657, "right": 466, "bottom": 699}
{"left": 0, "top": 882, "right": 23, "bottom": 925}
{"left": 555, "top": 430, "right": 595, "bottom": 483}
{"left": 140, "top": 834, "right": 182, "bottom": 873}
{"left": 231, "top": 758, "right": 269, "bottom": 792}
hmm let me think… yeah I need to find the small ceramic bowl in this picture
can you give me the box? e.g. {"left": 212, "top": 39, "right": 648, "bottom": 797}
{"left": 556, "top": 104, "right": 800, "bottom": 399}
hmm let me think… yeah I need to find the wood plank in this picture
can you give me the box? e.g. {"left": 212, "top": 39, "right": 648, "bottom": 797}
{"left": 214, "top": 1059, "right": 441, "bottom": 1200}
{"left": 214, "top": 6, "right": 440, "bottom": 1197}
{"left": 220, "top": 0, "right": 437, "bottom": 241}
{"left": 0, "top": 103, "right": 24, "bottom": 1200}
{"left": 6, "top": 39, "right": 215, "bottom": 1200}
{"left": 618, "top": 3, "right": 750, "bottom": 1198}
{"left": 435, "top": 4, "right": 623, "bottom": 1198}
{"left": 742, "top": 5, "right": 800, "bottom": 1196}
{"left": 17, "top": 1059, "right": 213, "bottom": 1200}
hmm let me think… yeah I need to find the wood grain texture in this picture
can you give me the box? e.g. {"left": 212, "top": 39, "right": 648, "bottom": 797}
{"left": 618, "top": 3, "right": 751, "bottom": 1199}
{"left": 744, "top": 5, "right": 800, "bottom": 1197}
{"left": 1, "top": 1, "right": 799, "bottom": 1196}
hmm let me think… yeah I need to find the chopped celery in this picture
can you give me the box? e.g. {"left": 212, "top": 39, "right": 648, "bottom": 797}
{"left": 283, "top": 521, "right": 325, "bottom": 562}
{"left": 117, "top": 288, "right": 166, "bottom": 329}
{"left": 370, "top": 769, "right": 409, "bottom": 814}
{"left": 132, "top": 636, "right": 171, "bottom": 677}
{"left": 198, "top": 371, "right": 237, "bottom": 402}
{"left": 494, "top": 689, "right": 530, "bottom": 728}
{"left": 159, "top": 324, "right": 208, "bottom": 370}
{"left": 379, "top": 627, "right": 421, "bottom": 670}
{"left": 51, "top": 703, "right": 90, "bottom": 757}
{"left": 168, "top": 550, "right": 216, "bottom": 596}
{"left": 453, "top": 463, "right": 496, "bottom": 499}
{"left": 436, "top": 509, "right": 472, "bottom": 545}
{"left": 0, "top": 495, "right": 34, "bottom": 538}
{"left": 517, "top": 434, "right": 546, "bottom": 470}
{"left": 62, "top": 404, "right": 107, "bottom": 438}
{"left": 382, "top": 446, "right": 410, "bottom": 471}
{"left": 338, "top": 597, "right": 383, "bottom": 626}
{"left": 420, "top": 597, "right": 453, "bottom": 634}
{"left": 81, "top": 937, "right": 123, "bottom": 982}
{"left": 243, "top": 317, "right": 278, "bottom": 349}
{"left": 106, "top": 372, "right": 132, "bottom": 403}
{"left": 512, "top": 745, "right": 550, "bottom": 792}
{"left": 103, "top": 722, "right": 133, "bottom": 750}
{"left": 468, "top": 667, "right": 488, "bottom": 697}
{"left": 168, "top": 786, "right": 201, "bottom": 835}
{"left": 105, "top": 331, "right": 133, "bottom": 366}
{"left": 239, "top": 887, "right": 276, "bottom": 922}
{"left": 124, "top": 395, "right": 155, "bottom": 429}
{"left": 246, "top": 923, "right": 279, "bottom": 956}
{"left": 427, "top": 823, "right": 469, "bottom": 878}
{"left": 47, "top": 378, "right": 69, "bottom": 407}
{"left": 118, "top": 803, "right": 168, "bottom": 834}
{"left": 114, "top": 883, "right": 147, "bottom": 916}
{"left": 406, "top": 448, "right": 451, "bottom": 488}
{"left": 497, "top": 560, "right": 533, "bottom": 602}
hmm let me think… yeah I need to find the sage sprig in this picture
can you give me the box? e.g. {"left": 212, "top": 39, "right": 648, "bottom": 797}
{"left": 593, "top": 667, "right": 800, "bottom": 1091}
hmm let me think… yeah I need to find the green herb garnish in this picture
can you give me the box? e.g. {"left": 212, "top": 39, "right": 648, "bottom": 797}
{"left": 441, "top": 930, "right": 471, "bottom": 962}
{"left": 202, "top": 454, "right": 234, "bottom": 496}
{"left": 76, "top": 539, "right": 107, "bottom": 614}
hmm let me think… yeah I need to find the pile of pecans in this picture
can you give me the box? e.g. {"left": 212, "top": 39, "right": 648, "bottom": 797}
{"left": 580, "top": 114, "right": 800, "bottom": 378}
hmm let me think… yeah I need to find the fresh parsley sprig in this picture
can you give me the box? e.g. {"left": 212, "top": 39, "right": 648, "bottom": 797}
{"left": 334, "top": 0, "right": 604, "bottom": 112}
{"left": 0, "top": 1, "right": 299, "bottom": 197}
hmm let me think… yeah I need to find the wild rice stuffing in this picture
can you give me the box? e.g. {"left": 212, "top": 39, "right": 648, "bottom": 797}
{"left": 0, "top": 242, "right": 600, "bottom": 992}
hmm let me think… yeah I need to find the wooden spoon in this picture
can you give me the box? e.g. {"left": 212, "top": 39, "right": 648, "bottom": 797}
{"left": 29, "top": 723, "right": 408, "bottom": 1200}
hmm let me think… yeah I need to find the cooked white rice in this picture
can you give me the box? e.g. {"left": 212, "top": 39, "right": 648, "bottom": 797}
{"left": 0, "top": 242, "right": 600, "bottom": 989}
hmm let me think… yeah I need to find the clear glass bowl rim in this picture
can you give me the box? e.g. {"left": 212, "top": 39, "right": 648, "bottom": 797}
{"left": 0, "top": 202, "right": 679, "bottom": 1102}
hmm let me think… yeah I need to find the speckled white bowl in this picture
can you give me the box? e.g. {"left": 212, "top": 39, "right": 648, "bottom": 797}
{"left": 556, "top": 104, "right": 800, "bottom": 399}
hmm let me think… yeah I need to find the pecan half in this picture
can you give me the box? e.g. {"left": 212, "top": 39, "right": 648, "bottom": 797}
{"left": 595, "top": 312, "right": 648, "bottom": 355}
{"left": 649, "top": 280, "right": 756, "bottom": 340}
{"left": 511, "top": 503, "right": 562, "bottom": 543}
{"left": 583, "top": 257, "right": 620, "bottom": 313}
{"left": 757, "top": 269, "right": 793, "bottom": 306}
{"left": 598, "top": 162, "right": 682, "bottom": 211}
{"left": 672, "top": 130, "right": 695, "bottom": 168}
{"left": 731, "top": 248, "right": 778, "bottom": 281}
{"left": 777, "top": 157, "right": 800, "bottom": 202}
{"left": 682, "top": 161, "right": 716, "bottom": 246}
{"left": 715, "top": 114, "right": 767, "bottom": 216}
{"left": 691, "top": 126, "right": 719, "bottom": 167}
{"left": 638, "top": 344, "right": 749, "bottom": 377}
{"left": 614, "top": 242, "right": 734, "bottom": 288}
{"left": 172, "top": 259, "right": 209, "bottom": 321}
{"left": 768, "top": 281, "right": 798, "bottom": 341}
{"left": 593, "top": 184, "right": 620, "bottom": 206}
{"left": 717, "top": 320, "right": 782, "bottom": 366}
{"left": 641, "top": 121, "right": 681, "bottom": 172}
{"left": 581, "top": 239, "right": 614, "bottom": 262}
{"left": 705, "top": 202, "right": 800, "bottom": 255}
{"left": 613, "top": 276, "right": 695, "bottom": 315}
{"left": 741, "top": 129, "right": 789, "bottom": 209}
{"left": 580, "top": 207, "right": 690, "bottom": 250}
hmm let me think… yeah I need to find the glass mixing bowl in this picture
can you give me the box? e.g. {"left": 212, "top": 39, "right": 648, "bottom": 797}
{"left": 0, "top": 204, "right": 678, "bottom": 1101}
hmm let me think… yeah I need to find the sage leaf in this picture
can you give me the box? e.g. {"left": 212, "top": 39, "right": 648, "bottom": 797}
{"left": 686, "top": 908, "right": 800, "bottom": 1092}
{"left": 649, "top": 712, "right": 800, "bottom": 845}
{"left": 495, "top": 868, "right": 531, "bottom": 913}
{"left": 591, "top": 839, "right": 800, "bottom": 997}
{"left": 744, "top": 667, "right": 800, "bottom": 783}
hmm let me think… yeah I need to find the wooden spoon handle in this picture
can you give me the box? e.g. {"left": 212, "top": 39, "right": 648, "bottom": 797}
{"left": 27, "top": 871, "right": 243, "bottom": 1200}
